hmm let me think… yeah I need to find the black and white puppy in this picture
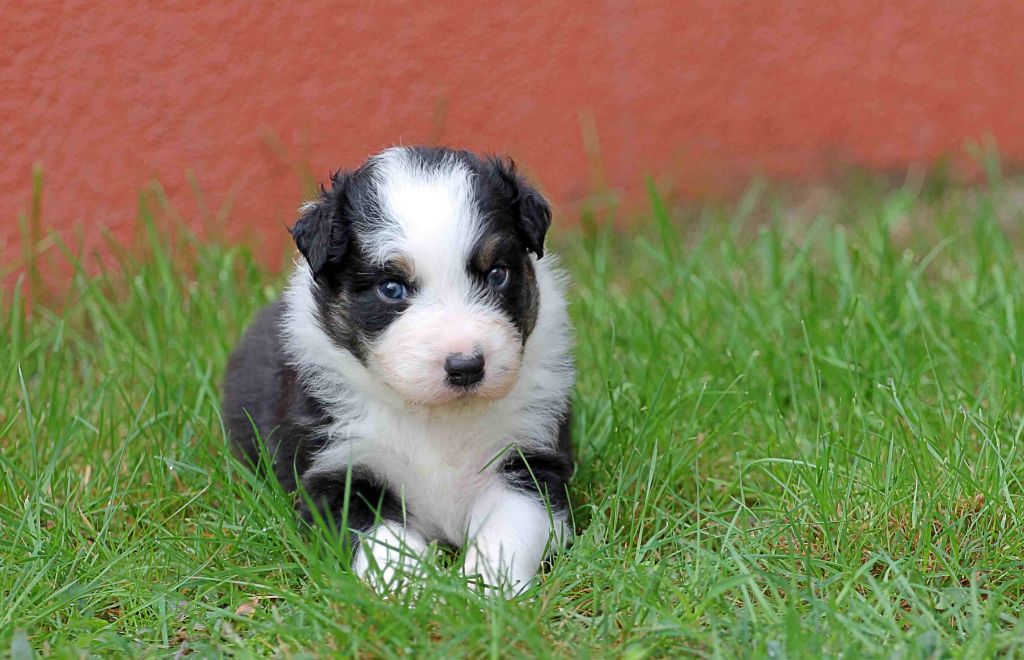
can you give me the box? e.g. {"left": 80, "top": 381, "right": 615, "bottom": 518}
{"left": 223, "top": 146, "right": 574, "bottom": 596}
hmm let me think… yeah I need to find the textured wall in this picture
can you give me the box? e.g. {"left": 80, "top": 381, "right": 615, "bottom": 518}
{"left": 4, "top": 2, "right": 1024, "bottom": 269}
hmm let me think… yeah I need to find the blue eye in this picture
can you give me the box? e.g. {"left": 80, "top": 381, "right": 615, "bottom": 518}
{"left": 486, "top": 266, "right": 510, "bottom": 288}
{"left": 377, "top": 280, "right": 408, "bottom": 301}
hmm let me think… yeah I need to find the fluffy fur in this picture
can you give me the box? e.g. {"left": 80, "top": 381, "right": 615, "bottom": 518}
{"left": 222, "top": 146, "right": 575, "bottom": 596}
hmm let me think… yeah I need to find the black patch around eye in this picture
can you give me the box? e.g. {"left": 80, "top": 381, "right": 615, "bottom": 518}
{"left": 468, "top": 234, "right": 540, "bottom": 341}
{"left": 315, "top": 281, "right": 409, "bottom": 364}
{"left": 352, "top": 287, "right": 409, "bottom": 337}
{"left": 349, "top": 263, "right": 413, "bottom": 335}
{"left": 310, "top": 235, "right": 412, "bottom": 364}
{"left": 471, "top": 235, "right": 520, "bottom": 273}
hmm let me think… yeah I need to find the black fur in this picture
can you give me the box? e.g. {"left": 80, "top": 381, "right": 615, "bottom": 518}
{"left": 482, "top": 156, "right": 552, "bottom": 259}
{"left": 222, "top": 301, "right": 329, "bottom": 490}
{"left": 290, "top": 171, "right": 354, "bottom": 279}
{"left": 297, "top": 468, "right": 404, "bottom": 532}
{"left": 469, "top": 231, "right": 541, "bottom": 340}
{"left": 497, "top": 409, "right": 574, "bottom": 512}
{"left": 223, "top": 301, "right": 401, "bottom": 536}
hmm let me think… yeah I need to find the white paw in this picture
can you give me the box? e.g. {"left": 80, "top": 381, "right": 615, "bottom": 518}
{"left": 462, "top": 543, "right": 537, "bottom": 598}
{"left": 463, "top": 487, "right": 572, "bottom": 598}
{"left": 353, "top": 521, "right": 430, "bottom": 594}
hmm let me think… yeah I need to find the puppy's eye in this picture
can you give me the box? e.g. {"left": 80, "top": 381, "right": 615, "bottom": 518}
{"left": 377, "top": 280, "right": 408, "bottom": 301}
{"left": 486, "top": 265, "right": 510, "bottom": 289}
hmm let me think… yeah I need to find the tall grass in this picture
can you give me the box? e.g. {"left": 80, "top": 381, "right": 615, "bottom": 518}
{"left": 2, "top": 178, "right": 1024, "bottom": 656}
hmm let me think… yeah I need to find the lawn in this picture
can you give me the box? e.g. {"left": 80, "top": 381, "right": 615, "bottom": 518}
{"left": 3, "top": 175, "right": 1024, "bottom": 657}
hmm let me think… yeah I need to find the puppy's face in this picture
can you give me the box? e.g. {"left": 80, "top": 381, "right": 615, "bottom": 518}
{"left": 291, "top": 147, "right": 551, "bottom": 407}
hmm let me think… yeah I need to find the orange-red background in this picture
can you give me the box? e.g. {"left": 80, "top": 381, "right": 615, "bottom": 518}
{"left": 4, "top": 2, "right": 1024, "bottom": 268}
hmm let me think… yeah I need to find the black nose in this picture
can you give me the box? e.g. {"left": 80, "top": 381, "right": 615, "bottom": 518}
{"left": 445, "top": 352, "right": 485, "bottom": 387}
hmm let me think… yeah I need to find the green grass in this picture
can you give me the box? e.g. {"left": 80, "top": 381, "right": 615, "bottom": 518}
{"left": 4, "top": 178, "right": 1024, "bottom": 657}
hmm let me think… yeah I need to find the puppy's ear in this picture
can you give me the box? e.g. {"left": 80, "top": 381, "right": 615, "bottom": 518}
{"left": 492, "top": 157, "right": 552, "bottom": 259}
{"left": 290, "top": 172, "right": 351, "bottom": 277}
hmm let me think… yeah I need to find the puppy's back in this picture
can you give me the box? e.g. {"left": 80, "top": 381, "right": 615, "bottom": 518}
{"left": 222, "top": 301, "right": 289, "bottom": 474}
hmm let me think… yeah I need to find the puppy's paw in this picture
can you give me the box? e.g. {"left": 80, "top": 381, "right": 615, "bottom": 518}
{"left": 463, "top": 486, "right": 573, "bottom": 598}
{"left": 353, "top": 521, "right": 431, "bottom": 595}
{"left": 462, "top": 542, "right": 537, "bottom": 598}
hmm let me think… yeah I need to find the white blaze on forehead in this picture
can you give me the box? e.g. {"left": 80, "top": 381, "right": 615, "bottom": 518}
{"left": 368, "top": 148, "right": 482, "bottom": 293}
{"left": 354, "top": 148, "right": 523, "bottom": 407}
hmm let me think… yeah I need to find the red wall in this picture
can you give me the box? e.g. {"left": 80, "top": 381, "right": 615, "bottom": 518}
{"left": 4, "top": 2, "right": 1024, "bottom": 270}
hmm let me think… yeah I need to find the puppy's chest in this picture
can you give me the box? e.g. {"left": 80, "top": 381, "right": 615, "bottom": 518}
{"left": 344, "top": 408, "right": 514, "bottom": 542}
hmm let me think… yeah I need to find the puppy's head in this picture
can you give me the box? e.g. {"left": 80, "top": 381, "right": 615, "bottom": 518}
{"left": 291, "top": 146, "right": 551, "bottom": 407}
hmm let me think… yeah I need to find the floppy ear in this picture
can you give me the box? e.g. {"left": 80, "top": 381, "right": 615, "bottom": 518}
{"left": 289, "top": 172, "right": 351, "bottom": 277}
{"left": 492, "top": 158, "right": 552, "bottom": 259}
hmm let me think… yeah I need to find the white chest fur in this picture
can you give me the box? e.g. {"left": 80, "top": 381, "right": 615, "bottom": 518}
{"left": 342, "top": 402, "right": 518, "bottom": 543}
{"left": 308, "top": 363, "right": 565, "bottom": 540}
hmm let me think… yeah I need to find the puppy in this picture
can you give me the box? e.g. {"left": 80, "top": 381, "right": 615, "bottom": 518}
{"left": 223, "top": 146, "right": 575, "bottom": 596}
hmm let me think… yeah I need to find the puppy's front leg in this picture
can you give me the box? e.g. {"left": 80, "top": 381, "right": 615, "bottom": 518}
{"left": 299, "top": 469, "right": 430, "bottom": 593}
{"left": 463, "top": 484, "right": 571, "bottom": 597}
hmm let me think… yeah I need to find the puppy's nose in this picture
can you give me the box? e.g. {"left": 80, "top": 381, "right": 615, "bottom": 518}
{"left": 444, "top": 352, "right": 485, "bottom": 387}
